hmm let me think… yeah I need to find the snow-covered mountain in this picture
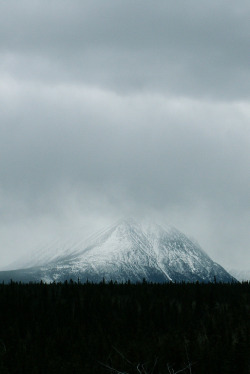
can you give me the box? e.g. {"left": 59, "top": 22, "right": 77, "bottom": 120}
{"left": 0, "top": 219, "right": 235, "bottom": 283}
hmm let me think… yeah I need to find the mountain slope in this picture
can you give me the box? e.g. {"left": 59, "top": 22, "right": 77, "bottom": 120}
{"left": 0, "top": 219, "right": 235, "bottom": 283}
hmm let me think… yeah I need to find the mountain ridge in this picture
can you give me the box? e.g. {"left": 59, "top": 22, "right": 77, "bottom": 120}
{"left": 227, "top": 269, "right": 250, "bottom": 282}
{"left": 0, "top": 218, "right": 235, "bottom": 283}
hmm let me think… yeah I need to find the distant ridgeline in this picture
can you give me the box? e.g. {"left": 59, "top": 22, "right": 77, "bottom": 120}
{"left": 0, "top": 281, "right": 249, "bottom": 374}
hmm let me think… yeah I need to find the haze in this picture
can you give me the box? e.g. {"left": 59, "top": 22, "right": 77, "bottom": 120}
{"left": 0, "top": 0, "right": 249, "bottom": 270}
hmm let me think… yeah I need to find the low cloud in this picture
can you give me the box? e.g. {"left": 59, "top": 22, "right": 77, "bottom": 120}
{"left": 0, "top": 0, "right": 249, "bottom": 270}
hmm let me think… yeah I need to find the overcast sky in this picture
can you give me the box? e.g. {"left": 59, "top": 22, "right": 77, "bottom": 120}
{"left": 0, "top": 0, "right": 249, "bottom": 270}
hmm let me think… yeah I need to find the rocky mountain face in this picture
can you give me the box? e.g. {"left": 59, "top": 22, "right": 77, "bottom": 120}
{"left": 0, "top": 219, "right": 235, "bottom": 283}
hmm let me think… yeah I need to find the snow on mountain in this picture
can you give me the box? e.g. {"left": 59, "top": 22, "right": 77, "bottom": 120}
{"left": 0, "top": 218, "right": 235, "bottom": 283}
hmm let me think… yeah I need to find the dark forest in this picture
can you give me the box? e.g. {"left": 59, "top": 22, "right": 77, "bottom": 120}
{"left": 0, "top": 281, "right": 249, "bottom": 373}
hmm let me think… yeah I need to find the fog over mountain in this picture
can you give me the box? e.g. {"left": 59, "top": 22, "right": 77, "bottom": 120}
{"left": 0, "top": 1, "right": 249, "bottom": 270}
{"left": 228, "top": 269, "right": 250, "bottom": 282}
{"left": 0, "top": 219, "right": 235, "bottom": 283}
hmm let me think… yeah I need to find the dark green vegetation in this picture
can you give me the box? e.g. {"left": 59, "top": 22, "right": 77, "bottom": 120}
{"left": 0, "top": 281, "right": 249, "bottom": 374}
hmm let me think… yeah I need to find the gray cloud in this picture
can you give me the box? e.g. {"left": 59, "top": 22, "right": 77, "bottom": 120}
{"left": 0, "top": 1, "right": 249, "bottom": 270}
{"left": 1, "top": 1, "right": 250, "bottom": 98}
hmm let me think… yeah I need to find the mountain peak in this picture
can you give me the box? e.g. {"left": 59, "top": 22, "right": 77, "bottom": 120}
{"left": 0, "top": 218, "right": 235, "bottom": 283}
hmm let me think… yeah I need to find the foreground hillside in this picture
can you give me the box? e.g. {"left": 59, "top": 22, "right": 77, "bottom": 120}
{"left": 0, "top": 281, "right": 249, "bottom": 374}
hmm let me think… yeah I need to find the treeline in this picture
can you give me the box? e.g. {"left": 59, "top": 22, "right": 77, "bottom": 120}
{"left": 0, "top": 280, "right": 249, "bottom": 373}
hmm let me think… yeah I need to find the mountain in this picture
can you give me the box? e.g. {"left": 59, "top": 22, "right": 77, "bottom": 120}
{"left": 227, "top": 269, "right": 250, "bottom": 282}
{"left": 0, "top": 219, "right": 235, "bottom": 283}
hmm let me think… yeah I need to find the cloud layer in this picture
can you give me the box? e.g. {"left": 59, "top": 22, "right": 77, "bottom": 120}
{"left": 0, "top": 0, "right": 249, "bottom": 269}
